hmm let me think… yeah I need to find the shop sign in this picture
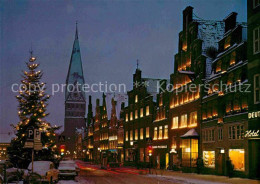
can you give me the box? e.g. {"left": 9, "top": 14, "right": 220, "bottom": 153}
{"left": 245, "top": 130, "right": 260, "bottom": 138}
{"left": 248, "top": 111, "right": 260, "bottom": 119}
{"left": 152, "top": 145, "right": 167, "bottom": 149}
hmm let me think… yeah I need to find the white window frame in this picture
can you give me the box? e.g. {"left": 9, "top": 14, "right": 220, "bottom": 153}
{"left": 140, "top": 128, "right": 143, "bottom": 140}
{"left": 164, "top": 125, "right": 168, "bottom": 139}
{"left": 140, "top": 108, "right": 144, "bottom": 117}
{"left": 135, "top": 109, "right": 138, "bottom": 119}
{"left": 254, "top": 74, "right": 260, "bottom": 104}
{"left": 253, "top": 27, "right": 260, "bottom": 54}
{"left": 180, "top": 114, "right": 187, "bottom": 128}
{"left": 146, "top": 105, "right": 150, "bottom": 116}
{"left": 125, "top": 131, "right": 128, "bottom": 141}
{"left": 146, "top": 127, "right": 149, "bottom": 138}
{"left": 172, "top": 116, "right": 179, "bottom": 129}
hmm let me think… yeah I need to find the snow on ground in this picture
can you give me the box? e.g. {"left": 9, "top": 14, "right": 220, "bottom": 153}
{"left": 57, "top": 176, "right": 91, "bottom": 184}
{"left": 146, "top": 174, "right": 227, "bottom": 184}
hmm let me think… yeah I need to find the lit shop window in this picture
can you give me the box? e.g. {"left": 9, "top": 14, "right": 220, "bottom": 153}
{"left": 154, "top": 127, "right": 158, "bottom": 140}
{"left": 164, "top": 125, "right": 168, "bottom": 139}
{"left": 253, "top": 26, "right": 260, "bottom": 54}
{"left": 135, "top": 95, "right": 138, "bottom": 103}
{"left": 126, "top": 113, "right": 128, "bottom": 122}
{"left": 146, "top": 127, "right": 149, "bottom": 138}
{"left": 180, "top": 114, "right": 187, "bottom": 128}
{"left": 254, "top": 74, "right": 260, "bottom": 104}
{"left": 146, "top": 106, "right": 150, "bottom": 116}
{"left": 159, "top": 126, "right": 163, "bottom": 139}
{"left": 135, "top": 110, "right": 138, "bottom": 119}
{"left": 135, "top": 129, "right": 138, "bottom": 140}
{"left": 229, "top": 149, "right": 245, "bottom": 171}
{"left": 189, "top": 111, "right": 197, "bottom": 127}
{"left": 203, "top": 151, "right": 215, "bottom": 168}
{"left": 140, "top": 108, "right": 144, "bottom": 118}
{"left": 140, "top": 128, "right": 143, "bottom": 140}
{"left": 130, "top": 112, "right": 133, "bottom": 121}
{"left": 130, "top": 130, "right": 133, "bottom": 141}
{"left": 125, "top": 131, "right": 128, "bottom": 141}
{"left": 181, "top": 139, "right": 198, "bottom": 167}
{"left": 172, "top": 116, "right": 179, "bottom": 129}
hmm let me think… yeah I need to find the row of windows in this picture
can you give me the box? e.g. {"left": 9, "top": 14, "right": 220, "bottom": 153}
{"left": 170, "top": 90, "right": 200, "bottom": 108}
{"left": 202, "top": 129, "right": 215, "bottom": 142}
{"left": 125, "top": 127, "right": 149, "bottom": 141}
{"left": 154, "top": 125, "right": 168, "bottom": 140}
{"left": 125, "top": 106, "right": 150, "bottom": 122}
{"left": 172, "top": 111, "right": 197, "bottom": 129}
{"left": 202, "top": 124, "right": 244, "bottom": 143}
{"left": 202, "top": 97, "right": 248, "bottom": 120}
{"left": 228, "top": 125, "right": 244, "bottom": 140}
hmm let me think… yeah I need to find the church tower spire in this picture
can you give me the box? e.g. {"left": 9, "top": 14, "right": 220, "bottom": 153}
{"left": 63, "top": 23, "right": 86, "bottom": 155}
{"left": 65, "top": 22, "right": 85, "bottom": 100}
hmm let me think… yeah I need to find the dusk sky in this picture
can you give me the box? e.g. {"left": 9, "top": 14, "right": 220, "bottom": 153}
{"left": 0, "top": 0, "right": 246, "bottom": 133}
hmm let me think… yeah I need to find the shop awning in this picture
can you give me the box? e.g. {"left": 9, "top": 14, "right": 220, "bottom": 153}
{"left": 180, "top": 129, "right": 199, "bottom": 138}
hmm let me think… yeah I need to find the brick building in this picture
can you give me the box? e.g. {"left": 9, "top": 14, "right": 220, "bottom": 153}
{"left": 202, "top": 12, "right": 248, "bottom": 177}
{"left": 247, "top": 0, "right": 260, "bottom": 179}
{"left": 168, "top": 6, "right": 224, "bottom": 171}
{"left": 151, "top": 81, "right": 170, "bottom": 169}
{"left": 123, "top": 67, "right": 163, "bottom": 167}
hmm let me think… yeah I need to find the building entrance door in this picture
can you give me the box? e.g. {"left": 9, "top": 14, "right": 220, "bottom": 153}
{"left": 156, "top": 155, "right": 160, "bottom": 169}
{"left": 166, "top": 153, "right": 169, "bottom": 169}
{"left": 216, "top": 153, "right": 224, "bottom": 175}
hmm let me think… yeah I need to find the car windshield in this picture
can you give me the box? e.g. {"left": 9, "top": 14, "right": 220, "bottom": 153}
{"left": 28, "top": 161, "right": 51, "bottom": 176}
{"left": 59, "top": 163, "right": 75, "bottom": 168}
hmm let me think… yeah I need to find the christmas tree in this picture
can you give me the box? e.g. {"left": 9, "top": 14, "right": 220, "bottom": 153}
{"left": 8, "top": 51, "right": 60, "bottom": 168}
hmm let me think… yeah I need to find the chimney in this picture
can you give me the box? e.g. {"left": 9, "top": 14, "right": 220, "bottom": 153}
{"left": 224, "top": 12, "right": 237, "bottom": 33}
{"left": 89, "top": 95, "right": 92, "bottom": 104}
{"left": 121, "top": 102, "right": 125, "bottom": 109}
{"left": 96, "top": 98, "right": 100, "bottom": 107}
{"left": 133, "top": 69, "right": 142, "bottom": 87}
{"left": 183, "top": 6, "right": 193, "bottom": 31}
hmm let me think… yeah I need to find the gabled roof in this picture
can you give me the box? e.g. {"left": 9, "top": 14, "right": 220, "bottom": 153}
{"left": 180, "top": 129, "right": 199, "bottom": 138}
{"left": 105, "top": 93, "right": 128, "bottom": 120}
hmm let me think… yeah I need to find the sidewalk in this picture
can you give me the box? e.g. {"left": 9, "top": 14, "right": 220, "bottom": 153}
{"left": 147, "top": 169, "right": 260, "bottom": 184}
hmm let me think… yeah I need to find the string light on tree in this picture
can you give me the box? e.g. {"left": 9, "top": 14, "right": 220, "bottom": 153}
{"left": 8, "top": 50, "right": 60, "bottom": 167}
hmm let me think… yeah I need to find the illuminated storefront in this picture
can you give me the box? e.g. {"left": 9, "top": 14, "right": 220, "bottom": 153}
{"left": 181, "top": 129, "right": 199, "bottom": 167}
{"left": 229, "top": 149, "right": 245, "bottom": 171}
{"left": 203, "top": 151, "right": 215, "bottom": 168}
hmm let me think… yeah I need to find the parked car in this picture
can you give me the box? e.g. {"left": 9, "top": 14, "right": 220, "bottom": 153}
{"left": 0, "top": 160, "right": 25, "bottom": 183}
{"left": 27, "top": 161, "right": 59, "bottom": 183}
{"left": 58, "top": 160, "right": 79, "bottom": 180}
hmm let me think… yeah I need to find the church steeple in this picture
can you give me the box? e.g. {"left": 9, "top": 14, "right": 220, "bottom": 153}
{"left": 75, "top": 21, "right": 78, "bottom": 40}
{"left": 65, "top": 22, "right": 85, "bottom": 101}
